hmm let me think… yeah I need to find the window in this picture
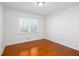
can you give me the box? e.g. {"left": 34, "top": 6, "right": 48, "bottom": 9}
{"left": 20, "top": 17, "right": 39, "bottom": 33}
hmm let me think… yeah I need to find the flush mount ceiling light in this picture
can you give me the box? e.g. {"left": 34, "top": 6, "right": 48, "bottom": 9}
{"left": 37, "top": 2, "right": 44, "bottom": 7}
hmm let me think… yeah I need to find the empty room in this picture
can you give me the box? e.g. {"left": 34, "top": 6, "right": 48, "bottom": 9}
{"left": 0, "top": 2, "right": 79, "bottom": 56}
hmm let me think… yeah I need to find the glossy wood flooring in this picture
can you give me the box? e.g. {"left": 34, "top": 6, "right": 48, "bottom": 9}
{"left": 2, "top": 39, "right": 79, "bottom": 56}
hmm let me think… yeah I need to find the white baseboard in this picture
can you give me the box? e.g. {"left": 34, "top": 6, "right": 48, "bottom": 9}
{"left": 46, "top": 39, "right": 79, "bottom": 51}
{"left": 5, "top": 38, "right": 45, "bottom": 46}
{"left": 0, "top": 46, "right": 5, "bottom": 56}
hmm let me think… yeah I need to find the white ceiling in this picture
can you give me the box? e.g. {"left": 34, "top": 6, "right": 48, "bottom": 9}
{"left": 3, "top": 2, "right": 79, "bottom": 16}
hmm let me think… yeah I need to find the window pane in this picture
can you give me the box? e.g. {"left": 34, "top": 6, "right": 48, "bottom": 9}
{"left": 20, "top": 17, "right": 39, "bottom": 33}
{"left": 20, "top": 18, "right": 29, "bottom": 32}
{"left": 31, "top": 19, "right": 39, "bottom": 32}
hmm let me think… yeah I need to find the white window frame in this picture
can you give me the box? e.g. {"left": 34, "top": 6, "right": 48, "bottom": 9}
{"left": 19, "top": 17, "right": 39, "bottom": 33}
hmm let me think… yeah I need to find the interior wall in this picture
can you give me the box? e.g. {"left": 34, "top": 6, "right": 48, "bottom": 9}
{"left": 0, "top": 3, "right": 5, "bottom": 55}
{"left": 4, "top": 8, "right": 45, "bottom": 45}
{"left": 2, "top": 3, "right": 79, "bottom": 52}
{"left": 46, "top": 5, "right": 79, "bottom": 50}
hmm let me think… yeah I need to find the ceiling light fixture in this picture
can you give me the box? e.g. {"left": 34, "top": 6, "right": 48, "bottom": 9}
{"left": 37, "top": 2, "right": 44, "bottom": 7}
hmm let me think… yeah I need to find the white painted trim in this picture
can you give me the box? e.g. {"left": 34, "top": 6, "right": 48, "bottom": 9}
{"left": 46, "top": 38, "right": 79, "bottom": 51}
{"left": 0, "top": 46, "right": 5, "bottom": 56}
{"left": 6, "top": 38, "right": 44, "bottom": 46}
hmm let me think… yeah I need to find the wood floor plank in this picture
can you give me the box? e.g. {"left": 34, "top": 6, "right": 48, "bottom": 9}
{"left": 2, "top": 39, "right": 79, "bottom": 56}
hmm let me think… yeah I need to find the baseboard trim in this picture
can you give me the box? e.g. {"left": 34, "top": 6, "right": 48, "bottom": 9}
{"left": 6, "top": 38, "right": 46, "bottom": 47}
{"left": 0, "top": 46, "right": 6, "bottom": 56}
{"left": 46, "top": 39, "right": 79, "bottom": 51}
{"left": 5, "top": 38, "right": 79, "bottom": 52}
{"left": 4, "top": 38, "right": 79, "bottom": 52}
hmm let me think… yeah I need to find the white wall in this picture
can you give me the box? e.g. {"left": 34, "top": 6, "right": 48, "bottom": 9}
{"left": 4, "top": 8, "right": 45, "bottom": 45}
{"left": 2, "top": 3, "right": 79, "bottom": 52}
{"left": 46, "top": 5, "right": 79, "bottom": 50}
{"left": 0, "top": 3, "right": 5, "bottom": 55}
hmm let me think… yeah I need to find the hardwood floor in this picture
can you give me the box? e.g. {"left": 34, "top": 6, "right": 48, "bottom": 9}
{"left": 2, "top": 39, "right": 79, "bottom": 56}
